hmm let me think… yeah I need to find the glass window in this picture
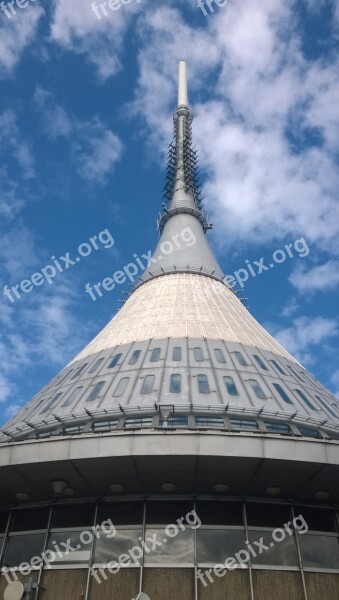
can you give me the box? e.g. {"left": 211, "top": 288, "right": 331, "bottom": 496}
{"left": 248, "top": 379, "right": 267, "bottom": 399}
{"left": 88, "top": 357, "right": 104, "bottom": 374}
{"left": 113, "top": 377, "right": 129, "bottom": 397}
{"left": 10, "top": 509, "right": 49, "bottom": 532}
{"left": 234, "top": 351, "right": 248, "bottom": 366}
{"left": 94, "top": 530, "right": 143, "bottom": 565}
{"left": 0, "top": 512, "right": 9, "bottom": 534}
{"left": 62, "top": 424, "right": 85, "bottom": 435}
{"left": 231, "top": 418, "right": 259, "bottom": 431}
{"left": 295, "top": 389, "right": 316, "bottom": 410}
{"left": 265, "top": 421, "right": 292, "bottom": 435}
{"left": 2, "top": 534, "right": 45, "bottom": 568}
{"left": 62, "top": 386, "right": 83, "bottom": 407}
{"left": 223, "top": 376, "right": 239, "bottom": 396}
{"left": 253, "top": 355, "right": 268, "bottom": 370}
{"left": 273, "top": 383, "right": 293, "bottom": 405}
{"left": 144, "top": 528, "right": 194, "bottom": 564}
{"left": 197, "top": 530, "right": 246, "bottom": 564}
{"left": 299, "top": 534, "right": 339, "bottom": 569}
{"left": 298, "top": 425, "right": 322, "bottom": 439}
{"left": 248, "top": 529, "right": 298, "bottom": 566}
{"left": 125, "top": 417, "right": 153, "bottom": 429}
{"left": 46, "top": 531, "right": 91, "bottom": 564}
{"left": 198, "top": 374, "right": 210, "bottom": 394}
{"left": 92, "top": 420, "right": 118, "bottom": 432}
{"left": 51, "top": 505, "right": 95, "bottom": 529}
{"left": 194, "top": 347, "right": 204, "bottom": 361}
{"left": 109, "top": 353, "right": 122, "bottom": 368}
{"left": 160, "top": 416, "right": 188, "bottom": 428}
{"left": 315, "top": 396, "right": 338, "bottom": 418}
{"left": 147, "top": 502, "right": 194, "bottom": 525}
{"left": 299, "top": 508, "right": 336, "bottom": 532}
{"left": 150, "top": 348, "right": 161, "bottom": 362}
{"left": 36, "top": 429, "right": 55, "bottom": 439}
{"left": 327, "top": 430, "right": 339, "bottom": 441}
{"left": 141, "top": 375, "right": 155, "bottom": 394}
{"left": 172, "top": 347, "right": 182, "bottom": 361}
{"left": 40, "top": 392, "right": 63, "bottom": 413}
{"left": 129, "top": 350, "right": 141, "bottom": 365}
{"left": 170, "top": 374, "right": 181, "bottom": 393}
{"left": 97, "top": 502, "right": 143, "bottom": 526}
{"left": 270, "top": 359, "right": 286, "bottom": 375}
{"left": 56, "top": 369, "right": 73, "bottom": 387}
{"left": 196, "top": 502, "right": 243, "bottom": 526}
{"left": 287, "top": 365, "right": 304, "bottom": 382}
{"left": 87, "top": 381, "right": 105, "bottom": 402}
{"left": 246, "top": 503, "right": 290, "bottom": 528}
{"left": 71, "top": 363, "right": 88, "bottom": 379}
{"left": 195, "top": 416, "right": 225, "bottom": 428}
{"left": 214, "top": 349, "right": 226, "bottom": 364}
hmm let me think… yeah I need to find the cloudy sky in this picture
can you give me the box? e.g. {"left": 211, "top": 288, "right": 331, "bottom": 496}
{"left": 0, "top": 0, "right": 338, "bottom": 424}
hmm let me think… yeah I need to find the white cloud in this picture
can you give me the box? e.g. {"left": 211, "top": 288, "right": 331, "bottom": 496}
{"left": 0, "top": 110, "right": 35, "bottom": 178}
{"left": 0, "top": 5, "right": 44, "bottom": 75}
{"left": 280, "top": 297, "right": 300, "bottom": 318}
{"left": 289, "top": 260, "right": 339, "bottom": 293}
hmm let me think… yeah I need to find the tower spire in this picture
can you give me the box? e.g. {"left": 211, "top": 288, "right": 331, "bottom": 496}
{"left": 178, "top": 59, "right": 188, "bottom": 107}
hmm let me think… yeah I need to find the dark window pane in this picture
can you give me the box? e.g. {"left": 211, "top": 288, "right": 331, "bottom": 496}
{"left": 62, "top": 386, "right": 83, "bottom": 407}
{"left": 94, "top": 530, "right": 143, "bottom": 564}
{"left": 235, "top": 351, "right": 248, "bottom": 366}
{"left": 273, "top": 383, "right": 293, "bottom": 405}
{"left": 92, "top": 420, "right": 118, "bottom": 432}
{"left": 0, "top": 512, "right": 9, "bottom": 533}
{"left": 295, "top": 389, "right": 316, "bottom": 410}
{"left": 298, "top": 425, "right": 322, "bottom": 439}
{"left": 224, "top": 376, "right": 239, "bottom": 396}
{"left": 198, "top": 374, "right": 210, "bottom": 394}
{"left": 141, "top": 375, "right": 155, "bottom": 394}
{"left": 265, "top": 421, "right": 292, "bottom": 435}
{"left": 253, "top": 355, "right": 268, "bottom": 370}
{"left": 88, "top": 358, "right": 104, "bottom": 373}
{"left": 2, "top": 534, "right": 45, "bottom": 568}
{"left": 109, "top": 353, "right": 122, "bottom": 368}
{"left": 41, "top": 392, "right": 63, "bottom": 414}
{"left": 195, "top": 416, "right": 225, "bottom": 428}
{"left": 315, "top": 396, "right": 338, "bottom": 418}
{"left": 299, "top": 534, "right": 339, "bottom": 568}
{"left": 144, "top": 528, "right": 194, "bottom": 564}
{"left": 10, "top": 508, "right": 49, "bottom": 532}
{"left": 196, "top": 502, "right": 243, "bottom": 526}
{"left": 248, "top": 530, "right": 298, "bottom": 566}
{"left": 87, "top": 381, "right": 105, "bottom": 402}
{"left": 248, "top": 379, "right": 267, "bottom": 399}
{"left": 297, "top": 508, "right": 336, "bottom": 532}
{"left": 160, "top": 416, "right": 188, "bottom": 428}
{"left": 71, "top": 363, "right": 88, "bottom": 379}
{"left": 97, "top": 502, "right": 143, "bottom": 526}
{"left": 51, "top": 504, "right": 95, "bottom": 529}
{"left": 147, "top": 502, "right": 193, "bottom": 525}
{"left": 62, "top": 425, "right": 85, "bottom": 435}
{"left": 56, "top": 369, "right": 73, "bottom": 387}
{"left": 197, "top": 529, "right": 246, "bottom": 564}
{"left": 125, "top": 417, "right": 153, "bottom": 428}
{"left": 113, "top": 377, "right": 129, "bottom": 397}
{"left": 246, "top": 503, "right": 290, "bottom": 528}
{"left": 270, "top": 359, "right": 286, "bottom": 375}
{"left": 230, "top": 418, "right": 259, "bottom": 431}
{"left": 173, "top": 347, "right": 182, "bottom": 361}
{"left": 170, "top": 374, "right": 181, "bottom": 393}
{"left": 214, "top": 349, "right": 226, "bottom": 364}
{"left": 129, "top": 350, "right": 141, "bottom": 365}
{"left": 46, "top": 531, "right": 91, "bottom": 564}
{"left": 194, "top": 347, "right": 204, "bottom": 361}
{"left": 287, "top": 365, "right": 304, "bottom": 381}
{"left": 150, "top": 348, "right": 161, "bottom": 362}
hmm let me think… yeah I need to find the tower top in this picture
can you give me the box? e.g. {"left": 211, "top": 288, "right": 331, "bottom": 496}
{"left": 178, "top": 60, "right": 188, "bottom": 107}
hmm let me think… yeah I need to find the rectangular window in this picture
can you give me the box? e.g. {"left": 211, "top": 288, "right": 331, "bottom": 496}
{"left": 253, "top": 355, "right": 268, "bottom": 370}
{"left": 113, "top": 377, "right": 129, "bottom": 397}
{"left": 295, "top": 389, "right": 316, "bottom": 410}
{"left": 92, "top": 420, "right": 118, "bottom": 432}
{"left": 287, "top": 365, "right": 304, "bottom": 382}
{"left": 195, "top": 416, "right": 225, "bottom": 428}
{"left": 234, "top": 351, "right": 248, "bottom": 366}
{"left": 315, "top": 395, "right": 338, "bottom": 418}
{"left": 125, "top": 417, "right": 154, "bottom": 429}
{"left": 62, "top": 386, "right": 83, "bottom": 408}
{"left": 273, "top": 382, "right": 293, "bottom": 405}
{"left": 270, "top": 359, "right": 286, "bottom": 375}
{"left": 172, "top": 347, "right": 182, "bottom": 361}
{"left": 194, "top": 347, "right": 204, "bottom": 361}
{"left": 265, "top": 421, "right": 292, "bottom": 435}
{"left": 160, "top": 416, "right": 188, "bottom": 428}
{"left": 141, "top": 375, "right": 155, "bottom": 394}
{"left": 40, "top": 392, "right": 63, "bottom": 413}
{"left": 231, "top": 418, "right": 259, "bottom": 431}
{"left": 198, "top": 374, "right": 210, "bottom": 394}
{"left": 87, "top": 381, "right": 105, "bottom": 402}
{"left": 299, "top": 534, "right": 339, "bottom": 569}
{"left": 248, "top": 379, "right": 267, "bottom": 399}
{"left": 88, "top": 357, "right": 104, "bottom": 374}
{"left": 129, "top": 350, "right": 141, "bottom": 365}
{"left": 62, "top": 425, "right": 85, "bottom": 435}
{"left": 71, "top": 363, "right": 88, "bottom": 379}
{"left": 170, "top": 374, "right": 181, "bottom": 393}
{"left": 56, "top": 369, "right": 73, "bottom": 387}
{"left": 214, "top": 349, "right": 226, "bottom": 363}
{"left": 298, "top": 425, "right": 322, "bottom": 439}
{"left": 223, "top": 376, "right": 239, "bottom": 396}
{"left": 150, "top": 348, "right": 161, "bottom": 362}
{"left": 109, "top": 353, "right": 122, "bottom": 368}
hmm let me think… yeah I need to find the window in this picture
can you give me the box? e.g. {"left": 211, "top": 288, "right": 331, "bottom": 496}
{"left": 172, "top": 347, "right": 182, "bottom": 361}
{"left": 198, "top": 374, "right": 210, "bottom": 394}
{"left": 298, "top": 425, "right": 322, "bottom": 439}
{"left": 150, "top": 348, "right": 161, "bottom": 362}
{"left": 170, "top": 374, "right": 181, "bottom": 393}
{"left": 56, "top": 369, "right": 73, "bottom": 386}
{"left": 253, "top": 355, "right": 268, "bottom": 370}
{"left": 88, "top": 357, "right": 104, "bottom": 374}
{"left": 87, "top": 381, "right": 105, "bottom": 402}
{"left": 40, "top": 392, "right": 63, "bottom": 413}
{"left": 92, "top": 420, "right": 118, "bottom": 432}
{"left": 223, "top": 376, "right": 239, "bottom": 396}
{"left": 113, "top": 377, "right": 129, "bottom": 397}
{"left": 214, "top": 349, "right": 226, "bottom": 363}
{"left": 62, "top": 424, "right": 86, "bottom": 435}
{"left": 109, "top": 353, "right": 122, "bottom": 368}
{"left": 299, "top": 534, "right": 339, "bottom": 569}
{"left": 231, "top": 418, "right": 259, "bottom": 431}
{"left": 234, "top": 351, "right": 248, "bottom": 366}
{"left": 195, "top": 416, "right": 225, "bottom": 428}
{"left": 160, "top": 416, "right": 188, "bottom": 428}
{"left": 247, "top": 530, "right": 298, "bottom": 566}
{"left": 94, "top": 530, "right": 143, "bottom": 565}
{"left": 295, "top": 389, "right": 316, "bottom": 410}
{"left": 125, "top": 417, "right": 154, "bottom": 429}
{"left": 270, "top": 359, "right": 286, "bottom": 375}
{"left": 129, "top": 350, "right": 141, "bottom": 365}
{"left": 71, "top": 363, "right": 88, "bottom": 379}
{"left": 315, "top": 395, "right": 338, "bottom": 418}
{"left": 62, "top": 386, "right": 83, "bottom": 407}
{"left": 36, "top": 430, "right": 55, "bottom": 439}
{"left": 45, "top": 531, "right": 91, "bottom": 564}
{"left": 272, "top": 383, "right": 293, "bottom": 405}
{"left": 265, "top": 421, "right": 292, "bottom": 435}
{"left": 144, "top": 528, "right": 194, "bottom": 564}
{"left": 248, "top": 379, "right": 267, "bottom": 399}
{"left": 3, "top": 534, "right": 46, "bottom": 567}
{"left": 197, "top": 530, "right": 246, "bottom": 565}
{"left": 287, "top": 365, "right": 304, "bottom": 382}
{"left": 141, "top": 375, "right": 155, "bottom": 394}
{"left": 194, "top": 347, "right": 204, "bottom": 361}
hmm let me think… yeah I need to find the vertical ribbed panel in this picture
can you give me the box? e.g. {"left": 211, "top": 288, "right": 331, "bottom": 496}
{"left": 198, "top": 570, "right": 251, "bottom": 600}
{"left": 305, "top": 573, "right": 339, "bottom": 599}
{"left": 252, "top": 570, "right": 305, "bottom": 600}
{"left": 88, "top": 568, "right": 139, "bottom": 600}
{"left": 143, "top": 568, "right": 194, "bottom": 600}
{"left": 40, "top": 569, "right": 87, "bottom": 600}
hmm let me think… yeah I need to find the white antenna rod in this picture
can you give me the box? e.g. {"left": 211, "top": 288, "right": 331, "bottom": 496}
{"left": 178, "top": 60, "right": 188, "bottom": 107}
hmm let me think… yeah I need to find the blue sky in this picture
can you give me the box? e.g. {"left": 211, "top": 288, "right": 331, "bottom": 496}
{"left": 0, "top": 0, "right": 338, "bottom": 424}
